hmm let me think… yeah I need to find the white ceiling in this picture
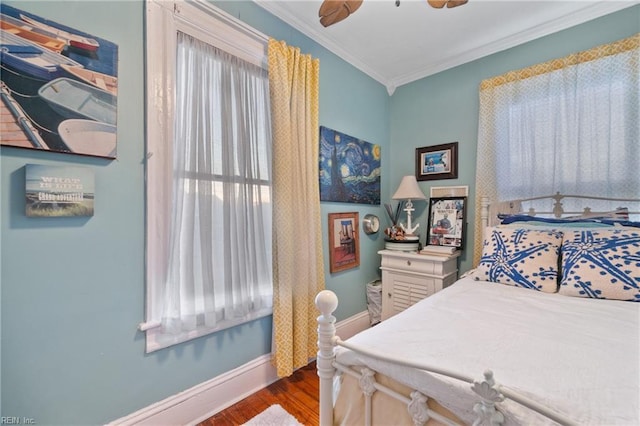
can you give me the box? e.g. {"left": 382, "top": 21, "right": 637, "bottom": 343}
{"left": 253, "top": 0, "right": 638, "bottom": 94}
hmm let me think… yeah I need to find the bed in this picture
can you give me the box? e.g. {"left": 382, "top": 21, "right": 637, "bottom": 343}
{"left": 316, "top": 194, "right": 640, "bottom": 425}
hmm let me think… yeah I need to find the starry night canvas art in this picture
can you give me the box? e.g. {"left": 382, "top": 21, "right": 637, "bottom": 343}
{"left": 319, "top": 126, "right": 381, "bottom": 205}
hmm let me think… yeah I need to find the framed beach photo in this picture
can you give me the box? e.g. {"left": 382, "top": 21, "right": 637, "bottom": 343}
{"left": 328, "top": 212, "right": 360, "bottom": 273}
{"left": 426, "top": 197, "right": 466, "bottom": 250}
{"left": 25, "top": 164, "right": 95, "bottom": 217}
{"left": 415, "top": 142, "right": 458, "bottom": 181}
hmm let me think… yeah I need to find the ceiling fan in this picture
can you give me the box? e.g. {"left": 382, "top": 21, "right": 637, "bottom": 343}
{"left": 319, "top": 0, "right": 468, "bottom": 27}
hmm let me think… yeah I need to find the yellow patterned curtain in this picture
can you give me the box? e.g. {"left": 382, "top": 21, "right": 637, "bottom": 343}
{"left": 268, "top": 39, "right": 325, "bottom": 377}
{"left": 474, "top": 34, "right": 639, "bottom": 265}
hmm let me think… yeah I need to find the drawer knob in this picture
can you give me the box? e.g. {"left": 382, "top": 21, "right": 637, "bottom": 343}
{"left": 407, "top": 260, "right": 411, "bottom": 266}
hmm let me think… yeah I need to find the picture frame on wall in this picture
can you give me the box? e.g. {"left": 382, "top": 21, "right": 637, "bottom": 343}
{"left": 328, "top": 212, "right": 360, "bottom": 273}
{"left": 415, "top": 142, "right": 458, "bottom": 181}
{"left": 426, "top": 197, "right": 466, "bottom": 250}
{"left": 25, "top": 163, "right": 95, "bottom": 217}
{"left": 0, "top": 4, "right": 119, "bottom": 159}
{"left": 319, "top": 126, "right": 381, "bottom": 205}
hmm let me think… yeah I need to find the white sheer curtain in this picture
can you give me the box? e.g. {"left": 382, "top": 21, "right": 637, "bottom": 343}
{"left": 161, "top": 31, "right": 273, "bottom": 337}
{"left": 474, "top": 34, "right": 639, "bottom": 264}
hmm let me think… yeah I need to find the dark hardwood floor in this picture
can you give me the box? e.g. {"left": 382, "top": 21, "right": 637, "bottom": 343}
{"left": 198, "top": 361, "right": 319, "bottom": 426}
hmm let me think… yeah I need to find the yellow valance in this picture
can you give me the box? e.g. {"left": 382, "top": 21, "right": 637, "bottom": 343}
{"left": 480, "top": 33, "right": 639, "bottom": 90}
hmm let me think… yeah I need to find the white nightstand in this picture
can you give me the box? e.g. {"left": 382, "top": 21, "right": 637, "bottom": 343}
{"left": 379, "top": 249, "right": 460, "bottom": 320}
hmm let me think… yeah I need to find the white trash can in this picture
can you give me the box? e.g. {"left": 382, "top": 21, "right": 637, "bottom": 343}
{"left": 366, "top": 279, "right": 382, "bottom": 326}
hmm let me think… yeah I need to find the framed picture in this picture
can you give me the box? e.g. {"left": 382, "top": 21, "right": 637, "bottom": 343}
{"left": 415, "top": 142, "right": 458, "bottom": 181}
{"left": 328, "top": 212, "right": 360, "bottom": 273}
{"left": 319, "top": 126, "right": 381, "bottom": 205}
{"left": 426, "top": 197, "right": 466, "bottom": 250}
{"left": 0, "top": 4, "right": 119, "bottom": 159}
{"left": 25, "top": 164, "right": 95, "bottom": 217}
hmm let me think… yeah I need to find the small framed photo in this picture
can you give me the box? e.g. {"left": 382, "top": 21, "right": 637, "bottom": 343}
{"left": 415, "top": 142, "right": 458, "bottom": 181}
{"left": 426, "top": 197, "right": 466, "bottom": 250}
{"left": 328, "top": 212, "right": 360, "bottom": 273}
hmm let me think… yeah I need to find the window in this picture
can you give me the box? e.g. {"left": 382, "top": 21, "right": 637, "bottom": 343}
{"left": 494, "top": 58, "right": 637, "bottom": 206}
{"left": 474, "top": 35, "right": 639, "bottom": 263}
{"left": 479, "top": 37, "right": 639, "bottom": 213}
{"left": 143, "top": 0, "right": 271, "bottom": 352}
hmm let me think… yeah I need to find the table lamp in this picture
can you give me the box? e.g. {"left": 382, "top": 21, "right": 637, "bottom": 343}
{"left": 392, "top": 175, "right": 427, "bottom": 240}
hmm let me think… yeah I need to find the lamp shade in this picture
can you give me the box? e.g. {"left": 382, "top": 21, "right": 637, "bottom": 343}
{"left": 392, "top": 176, "right": 427, "bottom": 200}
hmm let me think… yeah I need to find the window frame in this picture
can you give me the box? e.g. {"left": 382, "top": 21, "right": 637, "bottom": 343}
{"left": 142, "top": 0, "right": 269, "bottom": 353}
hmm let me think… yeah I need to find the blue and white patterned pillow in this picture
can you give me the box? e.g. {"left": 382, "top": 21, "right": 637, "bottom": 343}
{"left": 475, "top": 227, "right": 562, "bottom": 292}
{"left": 560, "top": 229, "right": 640, "bottom": 301}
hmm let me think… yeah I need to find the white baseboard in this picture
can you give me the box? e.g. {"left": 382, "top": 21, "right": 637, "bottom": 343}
{"left": 109, "top": 310, "right": 370, "bottom": 426}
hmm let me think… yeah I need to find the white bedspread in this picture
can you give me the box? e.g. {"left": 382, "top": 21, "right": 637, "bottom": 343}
{"left": 336, "top": 277, "right": 640, "bottom": 425}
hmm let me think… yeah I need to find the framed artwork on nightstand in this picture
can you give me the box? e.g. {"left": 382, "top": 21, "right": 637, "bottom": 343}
{"left": 426, "top": 197, "right": 466, "bottom": 250}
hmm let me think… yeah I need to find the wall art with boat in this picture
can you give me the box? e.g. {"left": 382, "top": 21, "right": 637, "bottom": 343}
{"left": 0, "top": 4, "right": 118, "bottom": 159}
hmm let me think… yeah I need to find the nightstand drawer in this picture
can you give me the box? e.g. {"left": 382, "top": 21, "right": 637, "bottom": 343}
{"left": 380, "top": 253, "right": 457, "bottom": 276}
{"left": 381, "top": 255, "right": 435, "bottom": 274}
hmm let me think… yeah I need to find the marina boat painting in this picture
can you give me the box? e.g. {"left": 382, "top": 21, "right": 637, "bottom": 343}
{"left": 61, "top": 64, "right": 117, "bottom": 96}
{"left": 1, "top": 13, "right": 66, "bottom": 53}
{"left": 0, "top": 4, "right": 118, "bottom": 158}
{"left": 39, "top": 77, "right": 117, "bottom": 126}
{"left": 20, "top": 13, "right": 99, "bottom": 52}
{"left": 1, "top": 81, "right": 47, "bottom": 149}
{"left": 0, "top": 29, "right": 83, "bottom": 80}
{"left": 58, "top": 119, "right": 116, "bottom": 158}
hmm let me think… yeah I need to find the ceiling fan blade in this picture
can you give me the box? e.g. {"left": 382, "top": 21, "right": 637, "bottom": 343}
{"left": 427, "top": 0, "right": 447, "bottom": 8}
{"left": 446, "top": 0, "right": 468, "bottom": 8}
{"left": 320, "top": 8, "right": 349, "bottom": 27}
{"left": 319, "top": 0, "right": 342, "bottom": 17}
{"left": 427, "top": 0, "right": 468, "bottom": 8}
{"left": 345, "top": 0, "right": 363, "bottom": 14}
{"left": 319, "top": 0, "right": 363, "bottom": 27}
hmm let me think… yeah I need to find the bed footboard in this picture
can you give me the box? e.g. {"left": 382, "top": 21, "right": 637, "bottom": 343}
{"left": 316, "top": 290, "right": 578, "bottom": 426}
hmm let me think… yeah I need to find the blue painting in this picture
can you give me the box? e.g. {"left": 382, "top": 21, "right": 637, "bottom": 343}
{"left": 0, "top": 4, "right": 118, "bottom": 158}
{"left": 319, "top": 126, "right": 380, "bottom": 205}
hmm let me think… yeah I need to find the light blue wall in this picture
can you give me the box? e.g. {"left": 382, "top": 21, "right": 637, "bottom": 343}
{"left": 1, "top": 1, "right": 637, "bottom": 424}
{"left": 0, "top": 0, "right": 388, "bottom": 424}
{"left": 390, "top": 5, "right": 639, "bottom": 275}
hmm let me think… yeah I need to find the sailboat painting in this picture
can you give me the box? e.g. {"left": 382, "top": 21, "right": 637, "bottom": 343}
{"left": 319, "top": 126, "right": 381, "bottom": 205}
{"left": 0, "top": 4, "right": 118, "bottom": 159}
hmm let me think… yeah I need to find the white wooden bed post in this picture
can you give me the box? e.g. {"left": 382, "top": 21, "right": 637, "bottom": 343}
{"left": 316, "top": 290, "right": 339, "bottom": 426}
{"left": 480, "top": 196, "right": 490, "bottom": 237}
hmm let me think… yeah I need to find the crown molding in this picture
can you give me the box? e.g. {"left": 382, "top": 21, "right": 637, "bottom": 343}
{"left": 252, "top": 1, "right": 389, "bottom": 85}
{"left": 254, "top": 1, "right": 638, "bottom": 96}
{"left": 389, "top": 1, "right": 639, "bottom": 90}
